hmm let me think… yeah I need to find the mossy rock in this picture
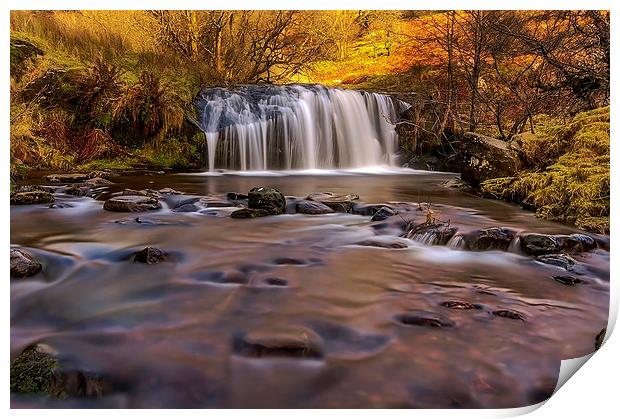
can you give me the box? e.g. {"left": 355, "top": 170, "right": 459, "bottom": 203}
{"left": 10, "top": 190, "right": 55, "bottom": 205}
{"left": 231, "top": 208, "right": 271, "bottom": 218}
{"left": 10, "top": 344, "right": 58, "bottom": 394}
{"left": 11, "top": 344, "right": 109, "bottom": 398}
{"left": 248, "top": 187, "right": 286, "bottom": 215}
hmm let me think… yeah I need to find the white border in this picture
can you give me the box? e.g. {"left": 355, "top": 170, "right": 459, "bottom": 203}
{"left": 4, "top": 1, "right": 617, "bottom": 418}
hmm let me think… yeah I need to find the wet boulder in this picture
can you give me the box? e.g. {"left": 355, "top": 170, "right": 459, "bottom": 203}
{"left": 352, "top": 203, "right": 387, "bottom": 216}
{"left": 536, "top": 254, "right": 577, "bottom": 271}
{"left": 459, "top": 132, "right": 521, "bottom": 186}
{"left": 555, "top": 234, "right": 597, "bottom": 253}
{"left": 173, "top": 203, "right": 199, "bottom": 213}
{"left": 231, "top": 208, "right": 271, "bottom": 218}
{"left": 520, "top": 234, "right": 560, "bottom": 256}
{"left": 464, "top": 227, "right": 517, "bottom": 251}
{"left": 371, "top": 206, "right": 397, "bottom": 221}
{"left": 84, "top": 177, "right": 113, "bottom": 187}
{"left": 226, "top": 192, "right": 248, "bottom": 201}
{"left": 158, "top": 187, "right": 183, "bottom": 195}
{"left": 103, "top": 195, "right": 161, "bottom": 212}
{"left": 295, "top": 200, "right": 335, "bottom": 215}
{"left": 248, "top": 187, "right": 286, "bottom": 215}
{"left": 122, "top": 188, "right": 162, "bottom": 199}
{"left": 64, "top": 185, "right": 91, "bottom": 197}
{"left": 199, "top": 196, "right": 235, "bottom": 208}
{"left": 306, "top": 192, "right": 359, "bottom": 213}
{"left": 356, "top": 238, "right": 409, "bottom": 249}
{"left": 133, "top": 247, "right": 168, "bottom": 264}
{"left": 44, "top": 173, "right": 92, "bottom": 183}
{"left": 10, "top": 190, "right": 55, "bottom": 205}
{"left": 10, "top": 248, "right": 42, "bottom": 278}
{"left": 164, "top": 194, "right": 200, "bottom": 209}
{"left": 405, "top": 222, "right": 457, "bottom": 245}
{"left": 11, "top": 344, "right": 109, "bottom": 398}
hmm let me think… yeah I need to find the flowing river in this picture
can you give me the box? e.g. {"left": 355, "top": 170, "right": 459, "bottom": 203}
{"left": 10, "top": 170, "right": 609, "bottom": 408}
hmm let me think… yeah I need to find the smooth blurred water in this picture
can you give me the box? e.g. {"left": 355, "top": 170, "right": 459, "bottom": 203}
{"left": 11, "top": 172, "right": 609, "bottom": 408}
{"left": 195, "top": 85, "right": 401, "bottom": 171}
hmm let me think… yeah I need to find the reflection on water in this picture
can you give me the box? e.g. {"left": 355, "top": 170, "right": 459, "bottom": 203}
{"left": 11, "top": 172, "right": 609, "bottom": 408}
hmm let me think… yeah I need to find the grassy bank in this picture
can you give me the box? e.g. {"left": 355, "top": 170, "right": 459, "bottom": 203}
{"left": 480, "top": 107, "right": 610, "bottom": 234}
{"left": 10, "top": 11, "right": 207, "bottom": 175}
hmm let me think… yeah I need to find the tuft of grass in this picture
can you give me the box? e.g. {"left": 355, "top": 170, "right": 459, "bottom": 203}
{"left": 481, "top": 107, "right": 609, "bottom": 234}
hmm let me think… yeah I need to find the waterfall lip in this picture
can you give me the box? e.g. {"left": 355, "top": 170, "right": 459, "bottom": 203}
{"left": 194, "top": 83, "right": 403, "bottom": 172}
{"left": 182, "top": 167, "right": 457, "bottom": 177}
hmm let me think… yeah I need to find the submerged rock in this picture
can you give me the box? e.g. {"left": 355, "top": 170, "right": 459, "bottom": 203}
{"left": 370, "top": 206, "right": 397, "bottom": 221}
{"left": 103, "top": 195, "right": 161, "bottom": 212}
{"left": 11, "top": 344, "right": 109, "bottom": 398}
{"left": 306, "top": 192, "right": 359, "bottom": 213}
{"left": 395, "top": 311, "right": 454, "bottom": 328}
{"left": 232, "top": 329, "right": 324, "bottom": 359}
{"left": 536, "top": 254, "right": 577, "bottom": 271}
{"left": 520, "top": 234, "right": 560, "bottom": 256}
{"left": 248, "top": 187, "right": 286, "bottom": 215}
{"left": 264, "top": 277, "right": 288, "bottom": 287}
{"left": 552, "top": 275, "right": 583, "bottom": 286}
{"left": 10, "top": 190, "right": 55, "bottom": 205}
{"left": 440, "top": 301, "right": 482, "bottom": 310}
{"left": 464, "top": 227, "right": 517, "bottom": 251}
{"left": 231, "top": 208, "right": 271, "bottom": 218}
{"left": 133, "top": 247, "right": 168, "bottom": 264}
{"left": 492, "top": 309, "right": 526, "bottom": 321}
{"left": 555, "top": 234, "right": 597, "bottom": 253}
{"left": 10, "top": 248, "right": 42, "bottom": 278}
{"left": 295, "top": 200, "right": 335, "bottom": 215}
{"left": 356, "top": 238, "right": 409, "bottom": 249}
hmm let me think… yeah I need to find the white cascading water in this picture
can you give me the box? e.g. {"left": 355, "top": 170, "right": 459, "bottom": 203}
{"left": 195, "top": 85, "right": 401, "bottom": 171}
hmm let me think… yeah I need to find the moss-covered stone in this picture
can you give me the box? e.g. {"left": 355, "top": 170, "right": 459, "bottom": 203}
{"left": 10, "top": 345, "right": 58, "bottom": 394}
{"left": 10, "top": 190, "right": 55, "bottom": 205}
{"left": 231, "top": 208, "right": 271, "bottom": 218}
{"left": 248, "top": 187, "right": 286, "bottom": 215}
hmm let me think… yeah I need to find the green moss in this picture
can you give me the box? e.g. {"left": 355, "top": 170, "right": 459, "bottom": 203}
{"left": 10, "top": 345, "right": 58, "bottom": 394}
{"left": 480, "top": 107, "right": 609, "bottom": 234}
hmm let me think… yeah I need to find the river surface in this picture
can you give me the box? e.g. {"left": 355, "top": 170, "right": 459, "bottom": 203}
{"left": 10, "top": 170, "right": 610, "bottom": 408}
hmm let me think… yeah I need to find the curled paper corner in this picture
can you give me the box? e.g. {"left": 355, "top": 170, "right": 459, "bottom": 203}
{"left": 553, "top": 353, "right": 594, "bottom": 395}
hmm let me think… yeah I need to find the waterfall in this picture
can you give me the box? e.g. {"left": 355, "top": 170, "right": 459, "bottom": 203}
{"left": 194, "top": 85, "right": 401, "bottom": 171}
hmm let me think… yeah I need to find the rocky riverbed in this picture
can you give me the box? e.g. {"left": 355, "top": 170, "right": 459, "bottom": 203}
{"left": 10, "top": 170, "right": 609, "bottom": 408}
